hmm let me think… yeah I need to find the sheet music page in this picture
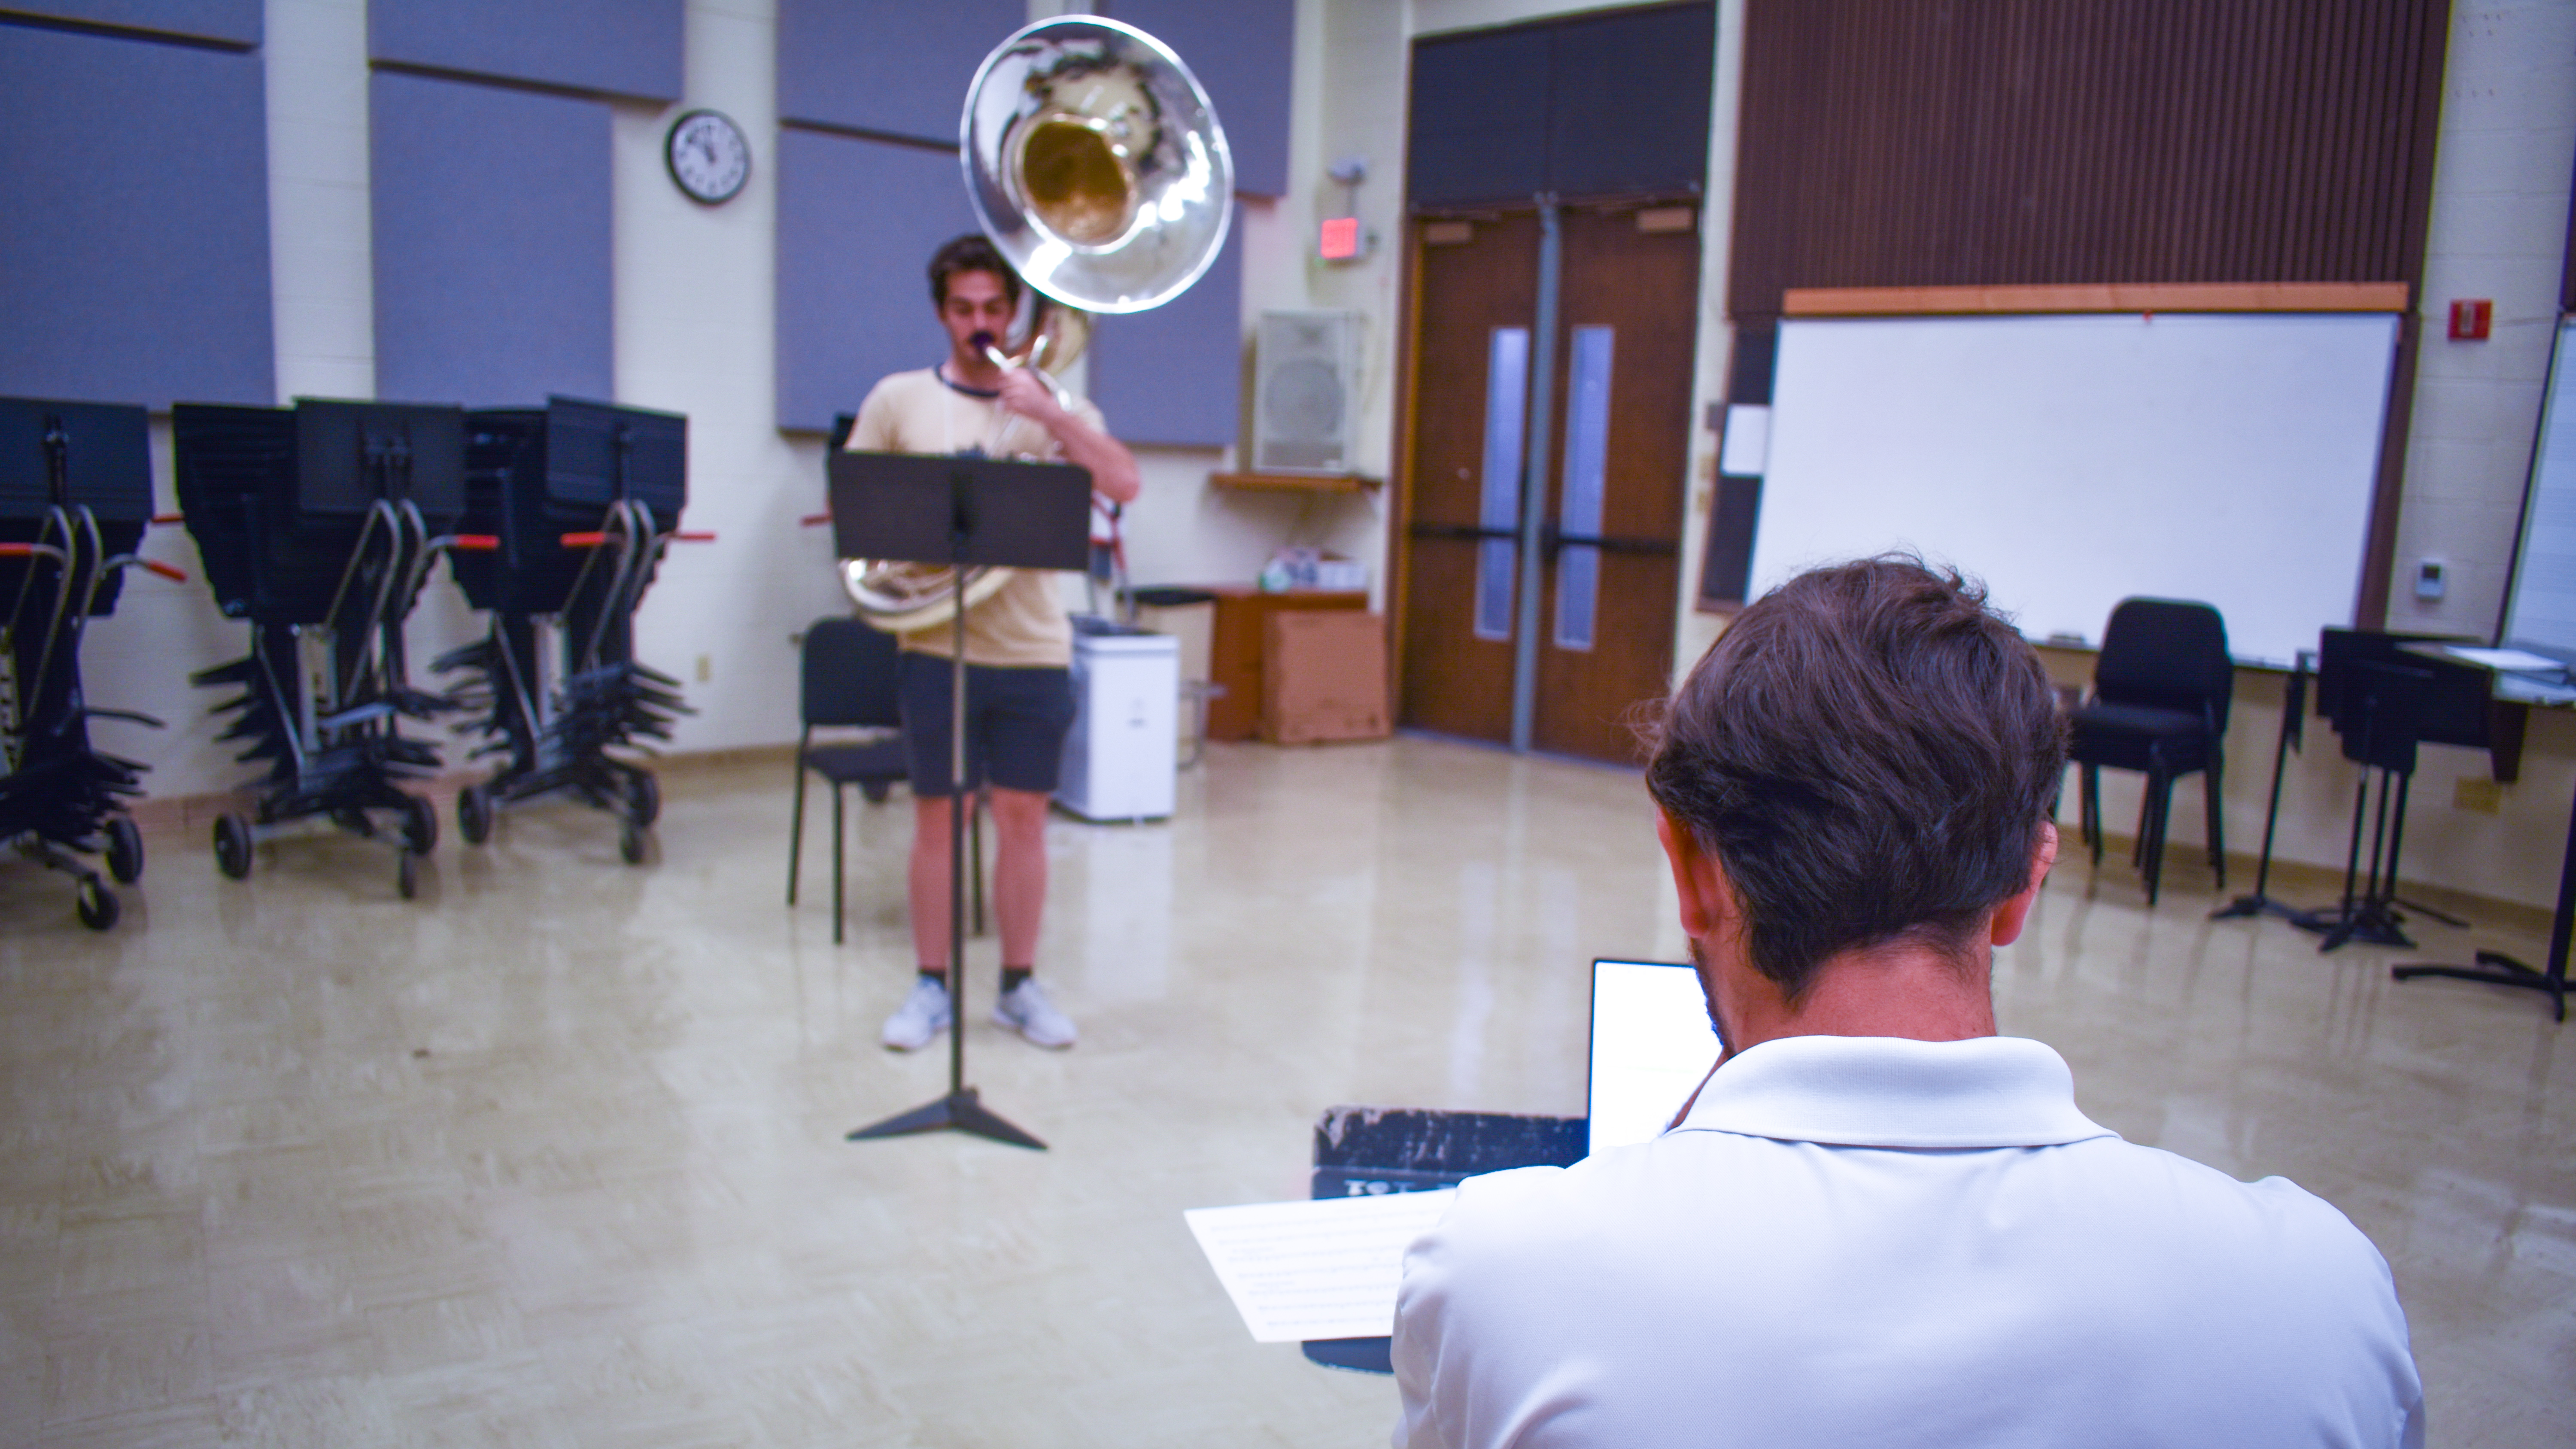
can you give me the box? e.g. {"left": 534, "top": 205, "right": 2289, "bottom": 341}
{"left": 1183, "top": 1190, "right": 1458, "bottom": 1343}
{"left": 2442, "top": 645, "right": 2567, "bottom": 675}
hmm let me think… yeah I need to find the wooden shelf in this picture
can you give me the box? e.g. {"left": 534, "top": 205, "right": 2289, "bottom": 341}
{"left": 1210, "top": 471, "right": 1381, "bottom": 495}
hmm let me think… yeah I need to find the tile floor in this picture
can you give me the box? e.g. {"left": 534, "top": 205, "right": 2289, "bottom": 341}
{"left": 1, "top": 736, "right": 2570, "bottom": 1446}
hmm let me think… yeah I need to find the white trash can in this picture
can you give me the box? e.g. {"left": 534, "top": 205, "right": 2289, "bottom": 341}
{"left": 1057, "top": 621, "right": 1178, "bottom": 822}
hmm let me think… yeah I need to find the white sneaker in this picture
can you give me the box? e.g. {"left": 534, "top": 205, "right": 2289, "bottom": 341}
{"left": 881, "top": 977, "right": 952, "bottom": 1051}
{"left": 992, "top": 978, "right": 1077, "bottom": 1049}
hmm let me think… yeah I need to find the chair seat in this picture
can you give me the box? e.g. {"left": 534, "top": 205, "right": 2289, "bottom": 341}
{"left": 2070, "top": 702, "right": 2211, "bottom": 774}
{"left": 804, "top": 738, "right": 908, "bottom": 785}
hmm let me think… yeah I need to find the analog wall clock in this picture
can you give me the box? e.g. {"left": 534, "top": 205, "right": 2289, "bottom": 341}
{"left": 665, "top": 109, "right": 751, "bottom": 205}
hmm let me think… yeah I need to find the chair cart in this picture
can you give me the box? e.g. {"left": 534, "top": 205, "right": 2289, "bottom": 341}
{"left": 435, "top": 398, "right": 702, "bottom": 865}
{"left": 0, "top": 399, "right": 176, "bottom": 929}
{"left": 173, "top": 399, "right": 483, "bottom": 899}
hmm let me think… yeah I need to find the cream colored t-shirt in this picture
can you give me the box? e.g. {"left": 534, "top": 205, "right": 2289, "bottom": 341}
{"left": 844, "top": 367, "right": 1108, "bottom": 668}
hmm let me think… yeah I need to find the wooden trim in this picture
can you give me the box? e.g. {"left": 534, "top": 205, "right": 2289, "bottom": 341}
{"left": 1386, "top": 216, "right": 1429, "bottom": 714}
{"left": 1209, "top": 471, "right": 1379, "bottom": 494}
{"left": 1782, "top": 282, "right": 2412, "bottom": 316}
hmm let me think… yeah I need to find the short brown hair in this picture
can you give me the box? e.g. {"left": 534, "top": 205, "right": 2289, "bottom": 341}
{"left": 1645, "top": 556, "right": 2066, "bottom": 1001}
{"left": 928, "top": 234, "right": 1021, "bottom": 309}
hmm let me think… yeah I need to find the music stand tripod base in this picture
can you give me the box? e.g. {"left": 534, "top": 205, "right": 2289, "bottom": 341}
{"left": 2391, "top": 954, "right": 2568, "bottom": 1023}
{"left": 848, "top": 1087, "right": 1048, "bottom": 1150}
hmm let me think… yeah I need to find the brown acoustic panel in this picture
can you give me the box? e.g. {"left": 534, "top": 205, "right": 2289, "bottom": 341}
{"left": 1729, "top": 0, "right": 2449, "bottom": 320}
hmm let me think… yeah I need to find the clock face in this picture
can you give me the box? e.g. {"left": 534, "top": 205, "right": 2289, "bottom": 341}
{"left": 666, "top": 110, "right": 750, "bottom": 205}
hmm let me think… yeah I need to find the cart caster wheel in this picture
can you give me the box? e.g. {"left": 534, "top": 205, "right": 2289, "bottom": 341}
{"left": 400, "top": 794, "right": 438, "bottom": 855}
{"left": 214, "top": 813, "right": 254, "bottom": 880}
{"left": 396, "top": 848, "right": 420, "bottom": 899}
{"left": 104, "top": 815, "right": 144, "bottom": 884}
{"left": 619, "top": 821, "right": 648, "bottom": 866}
{"left": 457, "top": 784, "right": 493, "bottom": 846}
{"left": 861, "top": 781, "right": 892, "bottom": 804}
{"left": 76, "top": 876, "right": 119, "bottom": 931}
{"left": 626, "top": 771, "right": 661, "bottom": 829}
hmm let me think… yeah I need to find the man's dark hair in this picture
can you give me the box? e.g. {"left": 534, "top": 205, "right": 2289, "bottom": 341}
{"left": 1645, "top": 556, "right": 2068, "bottom": 1001}
{"left": 928, "top": 233, "right": 1022, "bottom": 308}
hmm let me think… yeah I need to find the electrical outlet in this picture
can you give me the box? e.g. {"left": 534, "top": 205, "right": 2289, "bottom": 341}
{"left": 2415, "top": 559, "right": 2445, "bottom": 601}
{"left": 695, "top": 654, "right": 712, "bottom": 683}
{"left": 2453, "top": 776, "right": 2501, "bottom": 814}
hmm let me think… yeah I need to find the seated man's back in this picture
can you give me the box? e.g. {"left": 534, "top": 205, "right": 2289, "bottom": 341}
{"left": 1391, "top": 559, "right": 2421, "bottom": 1449}
{"left": 1394, "top": 1035, "right": 2421, "bottom": 1449}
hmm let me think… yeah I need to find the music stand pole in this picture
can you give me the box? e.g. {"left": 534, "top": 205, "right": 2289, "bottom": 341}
{"left": 2213, "top": 650, "right": 2309, "bottom": 921}
{"left": 849, "top": 466, "right": 1046, "bottom": 1151}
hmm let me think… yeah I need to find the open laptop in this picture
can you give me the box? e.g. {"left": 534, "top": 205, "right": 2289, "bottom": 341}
{"left": 1586, "top": 957, "right": 1725, "bottom": 1155}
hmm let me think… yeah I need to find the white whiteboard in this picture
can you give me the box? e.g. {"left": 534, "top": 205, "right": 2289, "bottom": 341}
{"left": 2502, "top": 321, "right": 2576, "bottom": 663}
{"left": 1750, "top": 313, "right": 2400, "bottom": 665}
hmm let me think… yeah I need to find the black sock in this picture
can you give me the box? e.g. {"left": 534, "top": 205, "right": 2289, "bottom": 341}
{"left": 1001, "top": 966, "right": 1033, "bottom": 994}
{"left": 917, "top": 969, "right": 948, "bottom": 989}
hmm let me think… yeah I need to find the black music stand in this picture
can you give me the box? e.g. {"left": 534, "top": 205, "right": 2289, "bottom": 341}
{"left": 2211, "top": 650, "right": 2311, "bottom": 922}
{"left": 829, "top": 451, "right": 1091, "bottom": 1151}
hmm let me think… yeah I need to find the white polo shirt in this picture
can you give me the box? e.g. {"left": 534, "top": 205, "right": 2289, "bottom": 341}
{"left": 1392, "top": 1035, "right": 2423, "bottom": 1449}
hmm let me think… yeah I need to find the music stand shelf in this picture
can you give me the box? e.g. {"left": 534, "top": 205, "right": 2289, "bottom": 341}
{"left": 828, "top": 450, "right": 1091, "bottom": 1149}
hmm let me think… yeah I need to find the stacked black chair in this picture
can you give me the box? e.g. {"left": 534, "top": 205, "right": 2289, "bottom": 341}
{"left": 2070, "top": 598, "right": 2233, "bottom": 906}
{"left": 173, "top": 398, "right": 471, "bottom": 899}
{"left": 436, "top": 397, "right": 697, "bottom": 865}
{"left": 0, "top": 399, "right": 170, "bottom": 928}
{"left": 2295, "top": 629, "right": 2494, "bottom": 951}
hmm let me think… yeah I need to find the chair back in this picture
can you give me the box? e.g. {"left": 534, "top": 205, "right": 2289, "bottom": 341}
{"left": 2094, "top": 598, "right": 2233, "bottom": 733}
{"left": 801, "top": 617, "right": 901, "bottom": 729}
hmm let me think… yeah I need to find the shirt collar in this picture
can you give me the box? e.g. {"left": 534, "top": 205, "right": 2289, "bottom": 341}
{"left": 1676, "top": 1035, "right": 2117, "bottom": 1149}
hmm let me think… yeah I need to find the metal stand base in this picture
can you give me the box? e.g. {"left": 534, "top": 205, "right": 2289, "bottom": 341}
{"left": 2293, "top": 902, "right": 2414, "bottom": 951}
{"left": 2209, "top": 893, "right": 2305, "bottom": 923}
{"left": 846, "top": 1087, "right": 1047, "bottom": 1150}
{"left": 2394, "top": 952, "right": 2567, "bottom": 1023}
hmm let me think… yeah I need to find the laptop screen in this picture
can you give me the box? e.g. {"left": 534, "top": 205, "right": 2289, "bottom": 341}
{"left": 1586, "top": 958, "right": 1724, "bottom": 1155}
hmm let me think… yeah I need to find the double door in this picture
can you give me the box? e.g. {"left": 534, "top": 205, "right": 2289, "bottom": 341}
{"left": 1397, "top": 205, "right": 1697, "bottom": 763}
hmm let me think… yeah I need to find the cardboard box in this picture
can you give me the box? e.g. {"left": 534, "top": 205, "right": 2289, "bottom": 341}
{"left": 1262, "top": 611, "right": 1391, "bottom": 744}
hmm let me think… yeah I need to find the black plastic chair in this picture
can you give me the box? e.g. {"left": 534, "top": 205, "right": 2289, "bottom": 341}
{"left": 787, "top": 617, "right": 911, "bottom": 943}
{"left": 2070, "top": 598, "right": 2233, "bottom": 905}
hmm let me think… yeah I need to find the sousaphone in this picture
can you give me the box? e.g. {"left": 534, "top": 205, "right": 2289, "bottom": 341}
{"left": 841, "top": 16, "right": 1234, "bottom": 632}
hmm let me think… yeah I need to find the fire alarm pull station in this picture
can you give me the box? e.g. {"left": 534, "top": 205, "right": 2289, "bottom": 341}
{"left": 2448, "top": 300, "right": 2493, "bottom": 341}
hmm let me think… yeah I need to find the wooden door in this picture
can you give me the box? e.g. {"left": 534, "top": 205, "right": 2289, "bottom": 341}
{"left": 1397, "top": 213, "right": 1539, "bottom": 744}
{"left": 1529, "top": 208, "right": 1694, "bottom": 760}
{"left": 1395, "top": 205, "right": 1696, "bottom": 763}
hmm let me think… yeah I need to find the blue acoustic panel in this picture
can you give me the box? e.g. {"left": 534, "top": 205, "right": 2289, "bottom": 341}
{"left": 0, "top": 24, "right": 272, "bottom": 407}
{"left": 1085, "top": 204, "right": 1241, "bottom": 447}
{"left": 1408, "top": 24, "right": 1551, "bottom": 209}
{"left": 775, "top": 128, "right": 980, "bottom": 434}
{"left": 369, "top": 0, "right": 680, "bottom": 102}
{"left": 1547, "top": 2, "right": 1712, "bottom": 200}
{"left": 777, "top": 0, "right": 1026, "bottom": 143}
{"left": 2, "top": 0, "right": 259, "bottom": 44}
{"left": 1109, "top": 0, "right": 1294, "bottom": 198}
{"left": 371, "top": 71, "right": 612, "bottom": 407}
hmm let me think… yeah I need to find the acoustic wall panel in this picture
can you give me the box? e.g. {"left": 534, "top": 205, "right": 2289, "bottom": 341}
{"left": 1409, "top": 3, "right": 1714, "bottom": 210}
{"left": 1108, "top": 0, "right": 1294, "bottom": 197}
{"left": 1086, "top": 205, "right": 1242, "bottom": 447}
{"left": 0, "top": 23, "right": 273, "bottom": 407}
{"left": 1546, "top": 3, "right": 1711, "bottom": 201}
{"left": 775, "top": 128, "right": 979, "bottom": 433}
{"left": 369, "top": 0, "right": 680, "bottom": 102}
{"left": 777, "top": 0, "right": 1026, "bottom": 143}
{"left": 371, "top": 71, "right": 612, "bottom": 407}
{"left": 0, "top": 0, "right": 259, "bottom": 45}
{"left": 1407, "top": 25, "right": 1551, "bottom": 209}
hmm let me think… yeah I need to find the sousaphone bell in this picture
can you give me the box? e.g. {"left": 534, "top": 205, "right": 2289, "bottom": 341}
{"left": 841, "top": 16, "right": 1234, "bottom": 631}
